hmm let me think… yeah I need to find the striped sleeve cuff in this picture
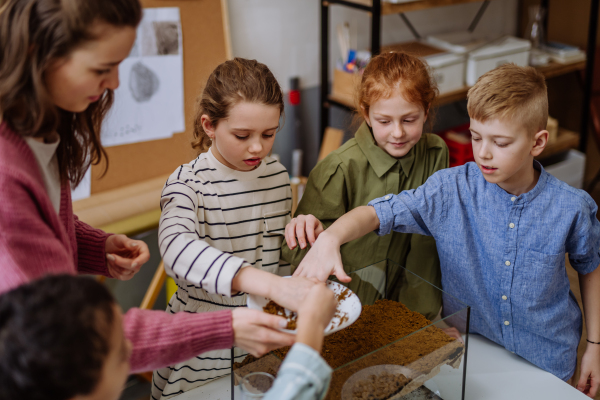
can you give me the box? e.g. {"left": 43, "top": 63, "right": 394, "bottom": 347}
{"left": 215, "top": 259, "right": 250, "bottom": 297}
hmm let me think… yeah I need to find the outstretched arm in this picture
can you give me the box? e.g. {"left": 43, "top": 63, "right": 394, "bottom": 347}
{"left": 293, "top": 206, "right": 380, "bottom": 282}
{"left": 263, "top": 282, "right": 337, "bottom": 400}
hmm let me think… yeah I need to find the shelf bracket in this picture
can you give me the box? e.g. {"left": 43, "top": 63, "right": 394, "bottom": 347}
{"left": 468, "top": 0, "right": 491, "bottom": 33}
{"left": 398, "top": 13, "right": 421, "bottom": 40}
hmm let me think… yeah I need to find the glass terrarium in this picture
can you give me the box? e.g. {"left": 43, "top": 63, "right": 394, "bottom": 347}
{"left": 231, "top": 259, "right": 470, "bottom": 400}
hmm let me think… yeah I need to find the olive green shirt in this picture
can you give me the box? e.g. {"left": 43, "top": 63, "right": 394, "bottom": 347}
{"left": 281, "top": 123, "right": 449, "bottom": 319}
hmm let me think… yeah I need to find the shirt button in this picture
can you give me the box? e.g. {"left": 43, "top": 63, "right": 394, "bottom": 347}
{"left": 509, "top": 223, "right": 515, "bottom": 229}
{"left": 502, "top": 295, "right": 507, "bottom": 300}
{"left": 505, "top": 260, "right": 511, "bottom": 266}
{"left": 504, "top": 321, "right": 510, "bottom": 326}
{"left": 385, "top": 195, "right": 390, "bottom": 200}
{"left": 511, "top": 196, "right": 516, "bottom": 202}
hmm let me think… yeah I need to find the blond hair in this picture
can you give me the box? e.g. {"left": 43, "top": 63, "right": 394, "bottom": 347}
{"left": 467, "top": 64, "right": 548, "bottom": 134}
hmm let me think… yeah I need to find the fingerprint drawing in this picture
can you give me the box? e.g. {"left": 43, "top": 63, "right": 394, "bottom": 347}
{"left": 129, "top": 62, "right": 159, "bottom": 102}
{"left": 153, "top": 21, "right": 179, "bottom": 55}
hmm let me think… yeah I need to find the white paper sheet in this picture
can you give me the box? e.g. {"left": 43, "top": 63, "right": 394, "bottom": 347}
{"left": 102, "top": 7, "right": 184, "bottom": 147}
{"left": 71, "top": 167, "right": 92, "bottom": 201}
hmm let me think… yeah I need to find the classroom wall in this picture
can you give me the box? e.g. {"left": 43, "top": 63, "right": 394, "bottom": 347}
{"left": 228, "top": 0, "right": 519, "bottom": 92}
{"left": 226, "top": 0, "right": 519, "bottom": 173}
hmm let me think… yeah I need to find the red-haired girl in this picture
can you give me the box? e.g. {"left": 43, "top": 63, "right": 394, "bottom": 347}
{"left": 283, "top": 51, "right": 448, "bottom": 319}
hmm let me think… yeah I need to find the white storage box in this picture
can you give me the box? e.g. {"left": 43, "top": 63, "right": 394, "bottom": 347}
{"left": 543, "top": 149, "right": 586, "bottom": 189}
{"left": 466, "top": 37, "right": 531, "bottom": 86}
{"left": 424, "top": 52, "right": 465, "bottom": 94}
{"left": 426, "top": 31, "right": 487, "bottom": 54}
{"left": 381, "top": 40, "right": 465, "bottom": 95}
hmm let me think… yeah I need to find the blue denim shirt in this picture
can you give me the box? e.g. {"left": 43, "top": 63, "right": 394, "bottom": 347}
{"left": 368, "top": 161, "right": 600, "bottom": 380}
{"left": 263, "top": 343, "right": 332, "bottom": 400}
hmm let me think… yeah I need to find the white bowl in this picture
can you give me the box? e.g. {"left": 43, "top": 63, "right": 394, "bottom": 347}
{"left": 247, "top": 279, "right": 362, "bottom": 336}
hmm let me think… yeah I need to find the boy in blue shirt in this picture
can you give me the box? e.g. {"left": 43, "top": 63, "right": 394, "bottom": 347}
{"left": 291, "top": 64, "right": 600, "bottom": 397}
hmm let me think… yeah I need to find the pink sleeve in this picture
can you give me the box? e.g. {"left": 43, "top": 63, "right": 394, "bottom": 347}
{"left": 123, "top": 308, "right": 234, "bottom": 373}
{"left": 0, "top": 174, "right": 75, "bottom": 293}
{"left": 73, "top": 216, "right": 112, "bottom": 277}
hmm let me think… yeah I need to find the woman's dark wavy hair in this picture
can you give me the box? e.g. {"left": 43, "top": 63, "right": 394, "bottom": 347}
{"left": 0, "top": 0, "right": 142, "bottom": 186}
{"left": 0, "top": 275, "right": 116, "bottom": 400}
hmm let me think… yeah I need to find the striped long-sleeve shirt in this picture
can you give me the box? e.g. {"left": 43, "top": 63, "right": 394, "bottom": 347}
{"left": 153, "top": 148, "right": 292, "bottom": 399}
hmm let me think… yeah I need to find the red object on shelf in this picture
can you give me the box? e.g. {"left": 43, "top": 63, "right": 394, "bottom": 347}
{"left": 437, "top": 123, "right": 474, "bottom": 168}
{"left": 289, "top": 90, "right": 301, "bottom": 105}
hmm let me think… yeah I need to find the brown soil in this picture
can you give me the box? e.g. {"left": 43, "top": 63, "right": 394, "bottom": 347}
{"left": 263, "top": 300, "right": 297, "bottom": 330}
{"left": 236, "top": 300, "right": 461, "bottom": 399}
{"left": 350, "top": 372, "right": 410, "bottom": 400}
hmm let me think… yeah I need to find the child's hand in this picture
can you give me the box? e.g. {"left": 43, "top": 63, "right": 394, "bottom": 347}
{"left": 232, "top": 308, "right": 295, "bottom": 357}
{"left": 296, "top": 282, "right": 337, "bottom": 351}
{"left": 105, "top": 234, "right": 150, "bottom": 280}
{"left": 293, "top": 232, "right": 351, "bottom": 283}
{"left": 285, "top": 214, "right": 324, "bottom": 250}
{"left": 442, "top": 327, "right": 464, "bottom": 343}
{"left": 270, "top": 276, "right": 320, "bottom": 312}
{"left": 298, "top": 283, "right": 337, "bottom": 328}
{"left": 577, "top": 344, "right": 600, "bottom": 397}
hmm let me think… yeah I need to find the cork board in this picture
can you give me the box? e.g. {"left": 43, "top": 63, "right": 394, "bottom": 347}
{"left": 91, "top": 0, "right": 231, "bottom": 193}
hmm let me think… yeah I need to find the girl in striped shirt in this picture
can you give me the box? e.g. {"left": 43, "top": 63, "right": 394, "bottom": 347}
{"left": 153, "top": 58, "right": 307, "bottom": 399}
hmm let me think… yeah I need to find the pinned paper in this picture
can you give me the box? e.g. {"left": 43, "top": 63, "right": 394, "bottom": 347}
{"left": 102, "top": 7, "right": 185, "bottom": 147}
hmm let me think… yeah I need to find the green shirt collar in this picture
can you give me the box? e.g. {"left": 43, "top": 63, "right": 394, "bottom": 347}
{"left": 355, "top": 122, "right": 415, "bottom": 178}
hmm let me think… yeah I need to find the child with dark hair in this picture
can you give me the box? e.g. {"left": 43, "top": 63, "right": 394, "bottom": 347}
{"left": 0, "top": 275, "right": 131, "bottom": 400}
{"left": 0, "top": 275, "right": 337, "bottom": 400}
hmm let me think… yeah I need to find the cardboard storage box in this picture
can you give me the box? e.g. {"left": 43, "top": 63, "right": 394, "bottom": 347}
{"left": 331, "top": 68, "right": 360, "bottom": 107}
{"left": 466, "top": 37, "right": 531, "bottom": 86}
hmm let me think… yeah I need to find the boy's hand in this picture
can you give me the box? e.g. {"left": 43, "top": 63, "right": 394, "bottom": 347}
{"left": 105, "top": 234, "right": 150, "bottom": 280}
{"left": 293, "top": 232, "right": 351, "bottom": 283}
{"left": 442, "top": 327, "right": 464, "bottom": 343}
{"left": 577, "top": 344, "right": 600, "bottom": 397}
{"left": 296, "top": 282, "right": 337, "bottom": 351}
{"left": 285, "top": 214, "right": 324, "bottom": 250}
{"left": 232, "top": 308, "right": 295, "bottom": 357}
{"left": 269, "top": 276, "right": 319, "bottom": 312}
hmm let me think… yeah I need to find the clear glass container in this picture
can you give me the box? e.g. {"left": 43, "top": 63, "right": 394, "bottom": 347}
{"left": 232, "top": 259, "right": 470, "bottom": 400}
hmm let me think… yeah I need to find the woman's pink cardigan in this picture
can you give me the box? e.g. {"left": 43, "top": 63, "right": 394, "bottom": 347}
{"left": 0, "top": 123, "right": 233, "bottom": 373}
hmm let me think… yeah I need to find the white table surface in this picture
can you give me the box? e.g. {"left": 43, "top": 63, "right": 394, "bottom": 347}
{"left": 175, "top": 334, "right": 589, "bottom": 400}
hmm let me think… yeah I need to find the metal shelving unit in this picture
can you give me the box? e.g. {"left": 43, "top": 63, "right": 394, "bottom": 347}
{"left": 319, "top": 0, "right": 600, "bottom": 158}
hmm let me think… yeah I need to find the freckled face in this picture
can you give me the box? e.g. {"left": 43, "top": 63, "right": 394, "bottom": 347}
{"left": 364, "top": 88, "right": 427, "bottom": 158}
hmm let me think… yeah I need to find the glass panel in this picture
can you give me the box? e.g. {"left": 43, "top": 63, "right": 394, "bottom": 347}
{"left": 232, "top": 259, "right": 470, "bottom": 400}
